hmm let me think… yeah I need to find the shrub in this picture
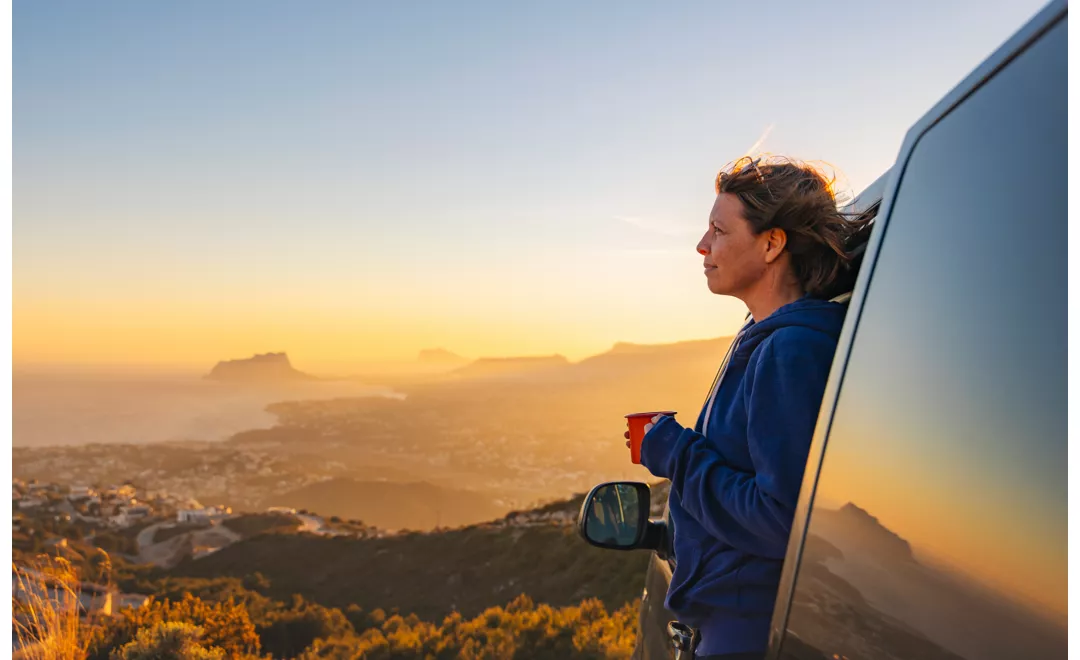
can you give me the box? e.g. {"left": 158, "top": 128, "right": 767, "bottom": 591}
{"left": 114, "top": 622, "right": 224, "bottom": 660}
{"left": 88, "top": 594, "right": 260, "bottom": 660}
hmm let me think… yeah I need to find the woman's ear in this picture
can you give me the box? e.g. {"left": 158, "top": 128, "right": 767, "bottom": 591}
{"left": 763, "top": 228, "right": 788, "bottom": 264}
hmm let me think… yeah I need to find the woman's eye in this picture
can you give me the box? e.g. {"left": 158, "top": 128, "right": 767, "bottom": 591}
{"left": 712, "top": 226, "right": 722, "bottom": 234}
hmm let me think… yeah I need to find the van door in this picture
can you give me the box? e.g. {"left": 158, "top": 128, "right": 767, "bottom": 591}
{"left": 636, "top": 552, "right": 677, "bottom": 660}
{"left": 772, "top": 6, "right": 1066, "bottom": 660}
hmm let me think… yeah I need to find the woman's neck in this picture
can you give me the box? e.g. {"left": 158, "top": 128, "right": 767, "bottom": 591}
{"left": 741, "top": 278, "right": 804, "bottom": 323}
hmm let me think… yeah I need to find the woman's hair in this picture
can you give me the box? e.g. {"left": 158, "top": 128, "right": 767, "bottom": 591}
{"left": 715, "top": 155, "right": 874, "bottom": 298}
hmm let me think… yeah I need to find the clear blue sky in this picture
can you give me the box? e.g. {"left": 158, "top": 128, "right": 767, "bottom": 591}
{"left": 13, "top": 0, "right": 1050, "bottom": 369}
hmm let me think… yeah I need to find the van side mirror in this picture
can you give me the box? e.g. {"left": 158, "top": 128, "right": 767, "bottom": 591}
{"left": 578, "top": 481, "right": 658, "bottom": 550}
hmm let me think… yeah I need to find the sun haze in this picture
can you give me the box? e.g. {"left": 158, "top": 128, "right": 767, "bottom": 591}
{"left": 13, "top": 0, "right": 1046, "bottom": 372}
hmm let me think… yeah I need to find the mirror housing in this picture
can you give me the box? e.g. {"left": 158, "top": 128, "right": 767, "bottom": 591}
{"left": 578, "top": 481, "right": 663, "bottom": 551}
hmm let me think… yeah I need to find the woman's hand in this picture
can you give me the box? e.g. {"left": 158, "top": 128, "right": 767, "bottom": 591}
{"left": 625, "top": 414, "right": 665, "bottom": 448}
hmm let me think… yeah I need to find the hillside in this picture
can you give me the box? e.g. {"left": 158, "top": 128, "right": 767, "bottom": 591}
{"left": 17, "top": 485, "right": 670, "bottom": 659}
{"left": 438, "top": 337, "right": 733, "bottom": 386}
{"left": 258, "top": 478, "right": 507, "bottom": 530}
{"left": 168, "top": 487, "right": 667, "bottom": 621}
{"left": 407, "top": 335, "right": 734, "bottom": 421}
{"left": 812, "top": 502, "right": 915, "bottom": 564}
{"left": 169, "top": 523, "right": 649, "bottom": 620}
{"left": 229, "top": 335, "right": 730, "bottom": 513}
{"left": 205, "top": 353, "right": 314, "bottom": 383}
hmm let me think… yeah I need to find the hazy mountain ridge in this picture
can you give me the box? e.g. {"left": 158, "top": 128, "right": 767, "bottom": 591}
{"left": 437, "top": 336, "right": 733, "bottom": 385}
{"left": 450, "top": 354, "right": 571, "bottom": 380}
{"left": 814, "top": 502, "right": 915, "bottom": 563}
{"left": 416, "top": 348, "right": 468, "bottom": 367}
{"left": 14, "top": 334, "right": 735, "bottom": 529}
{"left": 799, "top": 503, "right": 1067, "bottom": 660}
{"left": 206, "top": 353, "right": 314, "bottom": 383}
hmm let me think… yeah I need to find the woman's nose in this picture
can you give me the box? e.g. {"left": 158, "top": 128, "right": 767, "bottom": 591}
{"left": 697, "top": 245, "right": 709, "bottom": 256}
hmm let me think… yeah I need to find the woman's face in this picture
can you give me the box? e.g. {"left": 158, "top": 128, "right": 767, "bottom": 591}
{"left": 697, "top": 193, "right": 769, "bottom": 297}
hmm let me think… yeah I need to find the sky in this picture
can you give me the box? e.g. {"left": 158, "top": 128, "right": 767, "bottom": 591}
{"left": 13, "top": 0, "right": 1050, "bottom": 372}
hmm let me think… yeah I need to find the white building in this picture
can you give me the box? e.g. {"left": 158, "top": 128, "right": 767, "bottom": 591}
{"left": 177, "top": 509, "right": 210, "bottom": 524}
{"left": 125, "top": 505, "right": 151, "bottom": 520}
{"left": 18, "top": 497, "right": 46, "bottom": 509}
{"left": 67, "top": 486, "right": 93, "bottom": 500}
{"left": 177, "top": 506, "right": 232, "bottom": 524}
{"left": 109, "top": 505, "right": 150, "bottom": 528}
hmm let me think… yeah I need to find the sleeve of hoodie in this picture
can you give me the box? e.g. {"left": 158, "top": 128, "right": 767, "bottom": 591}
{"left": 640, "top": 327, "right": 837, "bottom": 558}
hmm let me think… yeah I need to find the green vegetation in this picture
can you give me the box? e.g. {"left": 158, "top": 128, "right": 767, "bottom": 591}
{"left": 17, "top": 492, "right": 651, "bottom": 658}
{"left": 323, "top": 518, "right": 373, "bottom": 536}
{"left": 81, "top": 583, "right": 636, "bottom": 659}
{"left": 113, "top": 622, "right": 226, "bottom": 660}
{"left": 13, "top": 558, "right": 96, "bottom": 660}
{"left": 89, "top": 531, "right": 140, "bottom": 556}
{"left": 14, "top": 561, "right": 639, "bottom": 659}
{"left": 88, "top": 594, "right": 262, "bottom": 660}
{"left": 296, "top": 595, "right": 636, "bottom": 659}
{"left": 222, "top": 513, "right": 302, "bottom": 539}
{"left": 168, "top": 522, "right": 650, "bottom": 620}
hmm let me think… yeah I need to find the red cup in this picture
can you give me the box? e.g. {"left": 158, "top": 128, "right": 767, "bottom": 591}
{"left": 625, "top": 411, "right": 677, "bottom": 464}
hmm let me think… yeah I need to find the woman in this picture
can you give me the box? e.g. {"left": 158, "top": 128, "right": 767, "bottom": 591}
{"left": 636, "top": 156, "right": 871, "bottom": 659}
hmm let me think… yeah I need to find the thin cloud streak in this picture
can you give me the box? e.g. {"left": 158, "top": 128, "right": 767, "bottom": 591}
{"left": 743, "top": 123, "right": 775, "bottom": 157}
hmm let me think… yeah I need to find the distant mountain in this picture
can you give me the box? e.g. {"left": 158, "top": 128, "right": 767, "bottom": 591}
{"left": 417, "top": 348, "right": 468, "bottom": 367}
{"left": 569, "top": 337, "right": 732, "bottom": 381}
{"left": 800, "top": 503, "right": 1067, "bottom": 660}
{"left": 450, "top": 355, "right": 570, "bottom": 380}
{"left": 205, "top": 353, "right": 314, "bottom": 383}
{"left": 447, "top": 337, "right": 732, "bottom": 384}
{"left": 365, "top": 336, "right": 732, "bottom": 394}
{"left": 812, "top": 502, "right": 916, "bottom": 564}
{"left": 259, "top": 478, "right": 506, "bottom": 531}
{"left": 169, "top": 490, "right": 649, "bottom": 621}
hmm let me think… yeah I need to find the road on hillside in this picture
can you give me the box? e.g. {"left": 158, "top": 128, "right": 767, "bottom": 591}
{"left": 136, "top": 522, "right": 167, "bottom": 554}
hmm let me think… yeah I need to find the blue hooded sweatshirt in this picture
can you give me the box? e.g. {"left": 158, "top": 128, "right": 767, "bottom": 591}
{"left": 640, "top": 297, "right": 846, "bottom": 656}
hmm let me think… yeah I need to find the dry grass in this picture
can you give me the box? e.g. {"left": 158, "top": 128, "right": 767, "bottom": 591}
{"left": 12, "top": 553, "right": 111, "bottom": 660}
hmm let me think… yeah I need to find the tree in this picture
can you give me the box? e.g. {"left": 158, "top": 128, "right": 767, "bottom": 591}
{"left": 242, "top": 572, "right": 271, "bottom": 592}
{"left": 88, "top": 594, "right": 260, "bottom": 660}
{"left": 115, "top": 622, "right": 225, "bottom": 660}
{"left": 256, "top": 594, "right": 354, "bottom": 658}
